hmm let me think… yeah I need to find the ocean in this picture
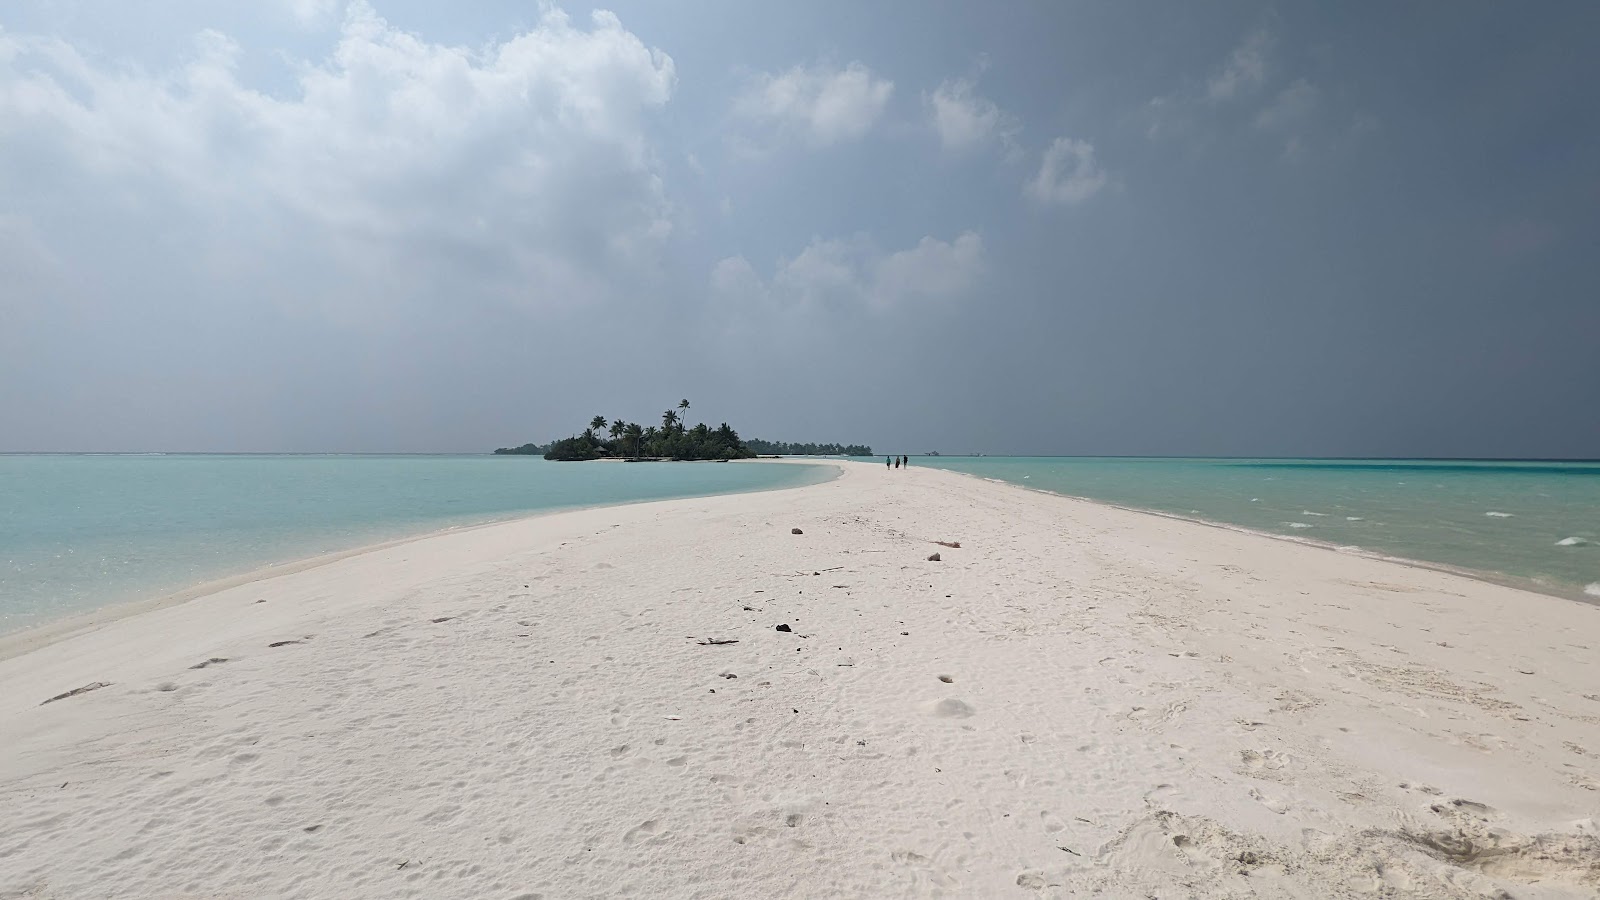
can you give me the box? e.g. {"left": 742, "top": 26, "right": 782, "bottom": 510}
{"left": 6, "top": 455, "right": 1596, "bottom": 637}
{"left": 916, "top": 457, "right": 1600, "bottom": 601}
{"left": 0, "top": 454, "right": 833, "bottom": 634}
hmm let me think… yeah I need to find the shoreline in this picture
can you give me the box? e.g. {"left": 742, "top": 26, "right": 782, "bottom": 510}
{"left": 5, "top": 461, "right": 1598, "bottom": 897}
{"left": 6, "top": 455, "right": 1587, "bottom": 666}
{"left": 936, "top": 468, "right": 1600, "bottom": 607}
{"left": 0, "top": 459, "right": 841, "bottom": 661}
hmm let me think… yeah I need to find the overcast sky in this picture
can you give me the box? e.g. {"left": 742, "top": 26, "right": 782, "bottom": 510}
{"left": 2, "top": 1, "right": 1596, "bottom": 456}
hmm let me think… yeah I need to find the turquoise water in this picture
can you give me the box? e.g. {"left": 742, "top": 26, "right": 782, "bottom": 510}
{"left": 0, "top": 455, "right": 833, "bottom": 634}
{"left": 916, "top": 458, "right": 1600, "bottom": 600}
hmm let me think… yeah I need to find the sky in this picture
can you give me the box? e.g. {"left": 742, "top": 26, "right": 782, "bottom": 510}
{"left": 1, "top": 1, "right": 1597, "bottom": 456}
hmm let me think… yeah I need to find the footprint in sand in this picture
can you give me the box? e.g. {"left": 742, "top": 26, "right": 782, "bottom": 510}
{"left": 924, "top": 698, "right": 976, "bottom": 719}
{"left": 1249, "top": 786, "right": 1291, "bottom": 814}
{"left": 1239, "top": 748, "right": 1290, "bottom": 774}
{"left": 622, "top": 819, "right": 663, "bottom": 845}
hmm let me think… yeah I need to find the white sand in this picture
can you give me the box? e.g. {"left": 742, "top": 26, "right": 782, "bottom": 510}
{"left": 2, "top": 461, "right": 1598, "bottom": 898}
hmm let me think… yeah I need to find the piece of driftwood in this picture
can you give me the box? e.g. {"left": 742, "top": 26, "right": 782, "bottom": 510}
{"left": 41, "top": 682, "right": 111, "bottom": 706}
{"left": 696, "top": 638, "right": 739, "bottom": 646}
{"left": 934, "top": 541, "right": 961, "bottom": 548}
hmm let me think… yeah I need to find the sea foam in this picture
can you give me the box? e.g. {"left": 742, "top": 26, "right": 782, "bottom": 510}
{"left": 1285, "top": 522, "right": 1313, "bottom": 529}
{"left": 1485, "top": 511, "right": 1515, "bottom": 518}
{"left": 1346, "top": 516, "right": 1363, "bottom": 521}
{"left": 1587, "top": 583, "right": 1600, "bottom": 598}
{"left": 1556, "top": 536, "right": 1589, "bottom": 547}
{"left": 1302, "top": 511, "right": 1329, "bottom": 517}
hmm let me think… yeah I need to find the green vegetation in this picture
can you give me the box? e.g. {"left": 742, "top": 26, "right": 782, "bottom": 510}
{"left": 745, "top": 439, "right": 874, "bottom": 456}
{"left": 496, "top": 405, "right": 873, "bottom": 461}
{"left": 499, "top": 400, "right": 756, "bottom": 461}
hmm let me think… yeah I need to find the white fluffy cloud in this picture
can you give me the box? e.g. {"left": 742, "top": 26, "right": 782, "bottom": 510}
{"left": 0, "top": 2, "right": 678, "bottom": 312}
{"left": 287, "top": 0, "right": 341, "bottom": 25}
{"left": 713, "top": 231, "right": 983, "bottom": 313}
{"left": 927, "top": 77, "right": 1016, "bottom": 154}
{"left": 735, "top": 61, "right": 893, "bottom": 146}
{"left": 1025, "top": 138, "right": 1107, "bottom": 206}
{"left": 1207, "top": 27, "right": 1270, "bottom": 102}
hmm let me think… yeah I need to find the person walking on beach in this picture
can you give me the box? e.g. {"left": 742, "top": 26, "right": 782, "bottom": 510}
{"left": 894, "top": 456, "right": 900, "bottom": 469}
{"left": 902, "top": 455, "right": 909, "bottom": 468}
{"left": 886, "top": 456, "right": 892, "bottom": 469}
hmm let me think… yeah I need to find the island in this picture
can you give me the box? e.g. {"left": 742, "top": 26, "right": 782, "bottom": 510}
{"left": 495, "top": 400, "right": 873, "bottom": 461}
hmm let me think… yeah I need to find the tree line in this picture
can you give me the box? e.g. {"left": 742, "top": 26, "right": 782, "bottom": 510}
{"left": 744, "top": 439, "right": 874, "bottom": 456}
{"left": 493, "top": 401, "right": 872, "bottom": 461}
{"left": 495, "top": 400, "right": 754, "bottom": 461}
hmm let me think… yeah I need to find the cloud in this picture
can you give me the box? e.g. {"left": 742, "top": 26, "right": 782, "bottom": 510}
{"left": 0, "top": 2, "right": 678, "bottom": 314}
{"left": 1254, "top": 78, "right": 1319, "bottom": 131}
{"left": 1145, "top": 27, "right": 1338, "bottom": 159}
{"left": 875, "top": 233, "right": 985, "bottom": 304}
{"left": 1025, "top": 138, "right": 1107, "bottom": 206}
{"left": 709, "top": 255, "right": 767, "bottom": 303}
{"left": 712, "top": 231, "right": 983, "bottom": 313}
{"left": 1253, "top": 78, "right": 1320, "bottom": 158}
{"left": 287, "top": 0, "right": 341, "bottom": 25}
{"left": 1207, "top": 27, "right": 1271, "bottom": 102}
{"left": 735, "top": 61, "right": 893, "bottom": 146}
{"left": 926, "top": 77, "right": 1017, "bottom": 154}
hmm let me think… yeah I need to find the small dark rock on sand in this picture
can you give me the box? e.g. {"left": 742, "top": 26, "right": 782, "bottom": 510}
{"left": 775, "top": 624, "right": 793, "bottom": 633}
{"left": 791, "top": 528, "right": 804, "bottom": 534}
{"left": 927, "top": 552, "right": 941, "bottom": 562}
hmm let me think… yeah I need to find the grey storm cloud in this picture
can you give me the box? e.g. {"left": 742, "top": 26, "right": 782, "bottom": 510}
{"left": 1, "top": 0, "right": 1597, "bottom": 457}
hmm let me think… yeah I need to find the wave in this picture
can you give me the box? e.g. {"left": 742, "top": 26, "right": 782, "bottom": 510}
{"left": 1485, "top": 511, "right": 1515, "bottom": 518}
{"left": 1556, "top": 537, "right": 1589, "bottom": 547}
{"left": 1587, "top": 583, "right": 1600, "bottom": 598}
{"left": 1301, "top": 510, "right": 1329, "bottom": 517}
{"left": 1346, "top": 516, "right": 1364, "bottom": 521}
{"left": 1285, "top": 522, "right": 1313, "bottom": 529}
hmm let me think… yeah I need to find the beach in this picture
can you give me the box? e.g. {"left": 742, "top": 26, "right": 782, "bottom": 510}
{"left": 1, "top": 460, "right": 1597, "bottom": 898}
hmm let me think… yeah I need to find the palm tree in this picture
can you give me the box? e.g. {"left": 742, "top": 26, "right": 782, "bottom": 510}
{"left": 662, "top": 409, "right": 679, "bottom": 432}
{"left": 624, "top": 422, "right": 644, "bottom": 457}
{"left": 608, "top": 419, "right": 625, "bottom": 442}
{"left": 677, "top": 399, "right": 690, "bottom": 430}
{"left": 590, "top": 415, "right": 608, "bottom": 434}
